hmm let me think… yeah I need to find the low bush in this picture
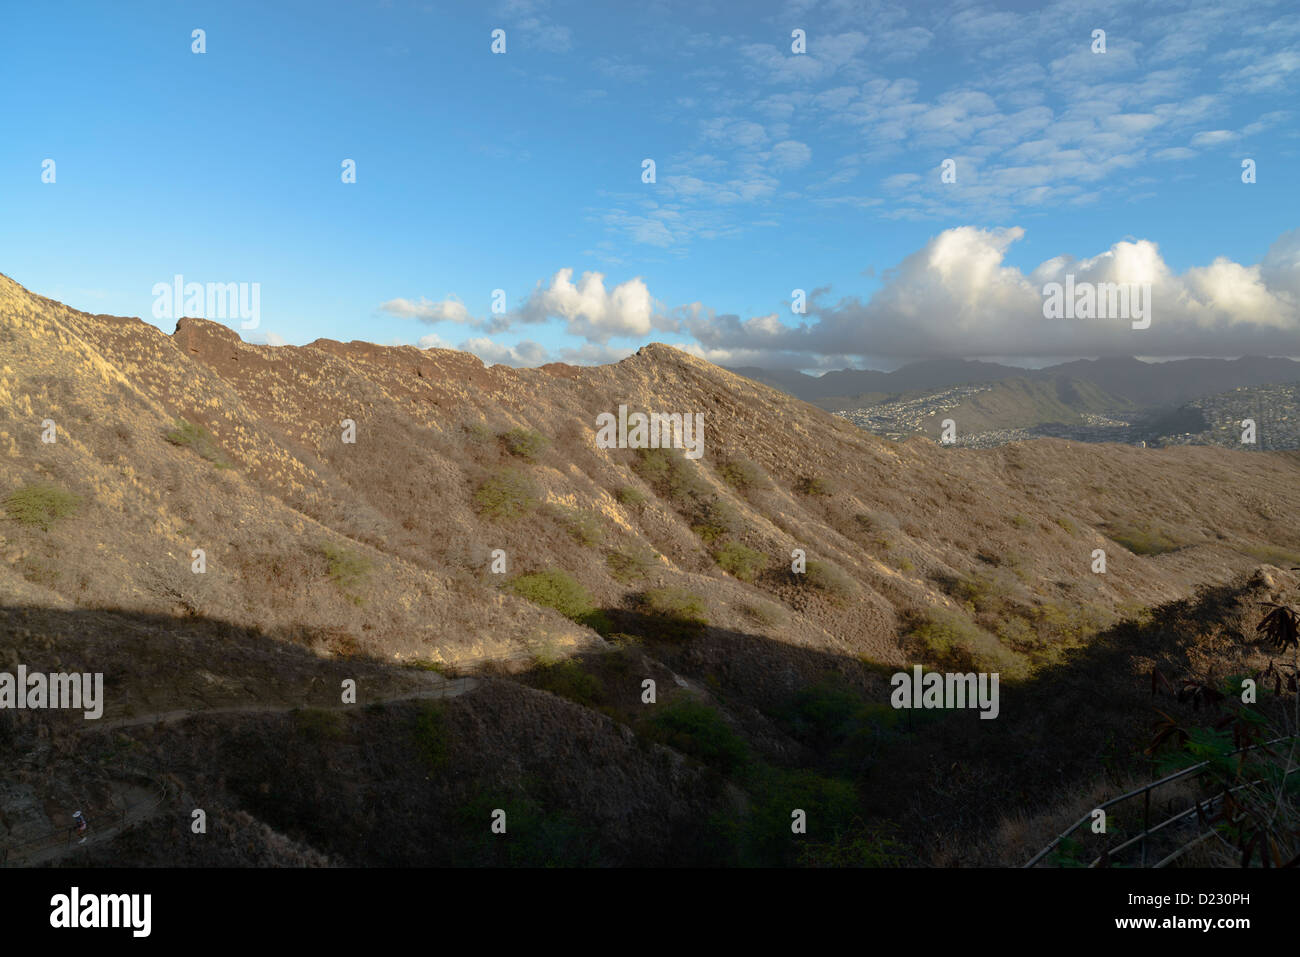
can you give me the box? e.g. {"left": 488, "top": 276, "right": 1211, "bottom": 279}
{"left": 473, "top": 469, "right": 539, "bottom": 521}
{"left": 3, "top": 483, "right": 81, "bottom": 530}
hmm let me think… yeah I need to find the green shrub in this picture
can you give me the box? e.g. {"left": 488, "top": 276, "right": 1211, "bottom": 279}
{"left": 165, "top": 419, "right": 233, "bottom": 468}
{"left": 412, "top": 702, "right": 450, "bottom": 771}
{"left": 796, "top": 475, "right": 833, "bottom": 496}
{"left": 615, "top": 486, "right": 647, "bottom": 507}
{"left": 639, "top": 587, "right": 709, "bottom": 638}
{"left": 317, "top": 542, "right": 372, "bottom": 603}
{"left": 509, "top": 570, "right": 609, "bottom": 632}
{"left": 473, "top": 468, "right": 539, "bottom": 521}
{"left": 802, "top": 560, "right": 854, "bottom": 602}
{"left": 3, "top": 483, "right": 81, "bottom": 530}
{"left": 500, "top": 427, "right": 549, "bottom": 462}
{"left": 641, "top": 698, "right": 749, "bottom": 776}
{"left": 293, "top": 708, "right": 345, "bottom": 742}
{"left": 718, "top": 457, "right": 766, "bottom": 492}
{"left": 606, "top": 545, "right": 657, "bottom": 583}
{"left": 533, "top": 658, "right": 605, "bottom": 707}
{"left": 904, "top": 608, "right": 1027, "bottom": 677}
{"left": 1104, "top": 522, "right": 1183, "bottom": 556}
{"left": 553, "top": 506, "right": 603, "bottom": 547}
{"left": 632, "top": 447, "right": 710, "bottom": 505}
{"left": 714, "top": 541, "right": 768, "bottom": 582}
{"left": 742, "top": 600, "right": 786, "bottom": 627}
{"left": 1009, "top": 514, "right": 1030, "bottom": 529}
{"left": 692, "top": 498, "right": 741, "bottom": 544}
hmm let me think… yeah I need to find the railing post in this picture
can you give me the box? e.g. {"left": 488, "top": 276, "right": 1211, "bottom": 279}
{"left": 1142, "top": 788, "right": 1151, "bottom": 867}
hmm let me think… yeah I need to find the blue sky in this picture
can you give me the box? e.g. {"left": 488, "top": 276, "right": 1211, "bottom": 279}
{"left": 2, "top": 0, "right": 1298, "bottom": 370}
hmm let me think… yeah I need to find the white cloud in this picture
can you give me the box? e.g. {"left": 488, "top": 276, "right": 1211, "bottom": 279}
{"left": 516, "top": 268, "right": 655, "bottom": 343}
{"left": 380, "top": 296, "right": 473, "bottom": 324}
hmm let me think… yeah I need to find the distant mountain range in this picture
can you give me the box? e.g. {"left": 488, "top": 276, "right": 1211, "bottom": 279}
{"left": 728, "top": 356, "right": 1300, "bottom": 411}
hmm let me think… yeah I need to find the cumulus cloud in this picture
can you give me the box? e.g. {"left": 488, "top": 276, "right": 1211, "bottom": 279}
{"left": 514, "top": 268, "right": 656, "bottom": 343}
{"left": 679, "top": 227, "right": 1300, "bottom": 362}
{"left": 380, "top": 297, "right": 473, "bottom": 324}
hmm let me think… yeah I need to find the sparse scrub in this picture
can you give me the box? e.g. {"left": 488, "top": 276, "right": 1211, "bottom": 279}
{"left": 293, "top": 708, "right": 345, "bottom": 742}
{"left": 796, "top": 475, "right": 833, "bottom": 497}
{"left": 165, "top": 418, "right": 233, "bottom": 468}
{"left": 4, "top": 482, "right": 81, "bottom": 530}
{"left": 509, "top": 569, "right": 609, "bottom": 633}
{"left": 714, "top": 541, "right": 768, "bottom": 581}
{"left": 639, "top": 586, "right": 709, "bottom": 638}
{"left": 615, "top": 486, "right": 647, "bottom": 507}
{"left": 412, "top": 702, "right": 449, "bottom": 771}
{"left": 1104, "top": 521, "right": 1183, "bottom": 556}
{"left": 904, "top": 608, "right": 1027, "bottom": 677}
{"left": 692, "top": 498, "right": 741, "bottom": 545}
{"left": 553, "top": 506, "right": 603, "bottom": 547}
{"left": 640, "top": 698, "right": 749, "bottom": 776}
{"left": 532, "top": 658, "right": 605, "bottom": 707}
{"left": 473, "top": 468, "right": 539, "bottom": 521}
{"left": 718, "top": 457, "right": 766, "bottom": 492}
{"left": 802, "top": 560, "right": 854, "bottom": 602}
{"left": 317, "top": 542, "right": 372, "bottom": 603}
{"left": 500, "top": 427, "right": 549, "bottom": 462}
{"left": 606, "top": 545, "right": 657, "bottom": 583}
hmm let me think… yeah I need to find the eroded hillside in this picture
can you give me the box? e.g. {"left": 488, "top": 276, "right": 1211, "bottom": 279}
{"left": 3, "top": 272, "right": 1300, "bottom": 865}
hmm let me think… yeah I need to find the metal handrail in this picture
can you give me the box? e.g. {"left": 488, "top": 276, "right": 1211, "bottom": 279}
{"left": 1024, "top": 734, "right": 1297, "bottom": 868}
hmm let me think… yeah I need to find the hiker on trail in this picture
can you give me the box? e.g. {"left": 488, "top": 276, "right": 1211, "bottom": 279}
{"left": 72, "top": 810, "right": 89, "bottom": 844}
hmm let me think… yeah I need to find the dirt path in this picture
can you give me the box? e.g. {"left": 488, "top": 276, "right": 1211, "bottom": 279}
{"left": 3, "top": 675, "right": 480, "bottom": 866}
{"left": 87, "top": 675, "right": 479, "bottom": 733}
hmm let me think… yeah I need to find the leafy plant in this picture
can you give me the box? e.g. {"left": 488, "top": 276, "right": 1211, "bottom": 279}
{"left": 165, "top": 418, "right": 233, "bottom": 468}
{"left": 3, "top": 483, "right": 81, "bottom": 530}
{"left": 473, "top": 468, "right": 539, "bottom": 521}
{"left": 509, "top": 569, "right": 609, "bottom": 633}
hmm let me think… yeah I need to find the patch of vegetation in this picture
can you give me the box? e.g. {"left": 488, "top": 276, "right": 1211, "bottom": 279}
{"left": 606, "top": 545, "right": 657, "bottom": 583}
{"left": 717, "top": 457, "right": 767, "bottom": 492}
{"left": 741, "top": 600, "right": 786, "bottom": 627}
{"left": 904, "top": 608, "right": 1027, "bottom": 677}
{"left": 1104, "top": 521, "right": 1184, "bottom": 556}
{"left": 473, "top": 468, "right": 539, "bottom": 521}
{"left": 317, "top": 542, "right": 372, "bottom": 603}
{"left": 412, "top": 702, "right": 450, "bottom": 771}
{"left": 796, "top": 475, "right": 833, "bottom": 496}
{"left": 531, "top": 658, "right": 605, "bottom": 707}
{"left": 714, "top": 541, "right": 768, "bottom": 581}
{"left": 165, "top": 418, "right": 233, "bottom": 468}
{"left": 692, "top": 498, "right": 742, "bottom": 545}
{"left": 1009, "top": 514, "right": 1030, "bottom": 529}
{"left": 509, "top": 569, "right": 610, "bottom": 633}
{"left": 615, "top": 486, "right": 647, "bottom": 507}
{"left": 802, "top": 560, "right": 854, "bottom": 602}
{"left": 1239, "top": 544, "right": 1300, "bottom": 567}
{"left": 293, "top": 708, "right": 345, "bottom": 742}
{"left": 639, "top": 586, "right": 709, "bottom": 639}
{"left": 3, "top": 483, "right": 81, "bottom": 530}
{"left": 553, "top": 506, "right": 603, "bottom": 547}
{"left": 632, "top": 447, "right": 710, "bottom": 505}
{"left": 500, "top": 427, "right": 549, "bottom": 462}
{"left": 452, "top": 789, "right": 600, "bottom": 867}
{"left": 640, "top": 697, "right": 750, "bottom": 776}
{"left": 462, "top": 422, "right": 495, "bottom": 443}
{"left": 1055, "top": 517, "right": 1078, "bottom": 535}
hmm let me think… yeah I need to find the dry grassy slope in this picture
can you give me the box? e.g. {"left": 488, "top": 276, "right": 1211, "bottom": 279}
{"left": 2, "top": 271, "right": 1299, "bottom": 677}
